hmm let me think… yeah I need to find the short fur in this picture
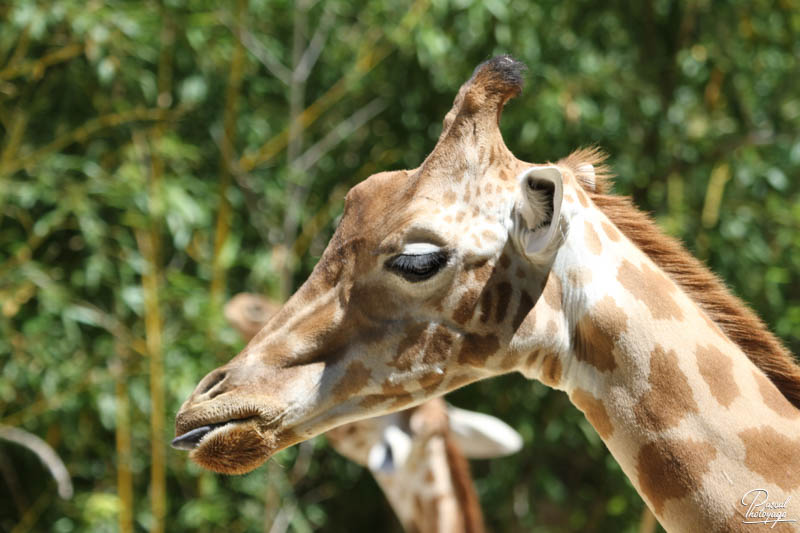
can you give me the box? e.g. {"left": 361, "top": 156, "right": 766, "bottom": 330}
{"left": 559, "top": 148, "right": 800, "bottom": 409}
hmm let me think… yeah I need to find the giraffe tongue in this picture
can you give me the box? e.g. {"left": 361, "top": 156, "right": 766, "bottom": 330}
{"left": 170, "top": 422, "right": 227, "bottom": 451}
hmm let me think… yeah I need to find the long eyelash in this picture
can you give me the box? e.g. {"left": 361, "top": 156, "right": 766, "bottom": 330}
{"left": 386, "top": 251, "right": 448, "bottom": 281}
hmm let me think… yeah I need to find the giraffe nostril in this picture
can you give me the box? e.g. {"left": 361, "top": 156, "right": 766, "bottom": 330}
{"left": 198, "top": 370, "right": 228, "bottom": 398}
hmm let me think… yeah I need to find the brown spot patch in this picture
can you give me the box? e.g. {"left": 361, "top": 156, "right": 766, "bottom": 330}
{"left": 753, "top": 370, "right": 800, "bottom": 419}
{"left": 542, "top": 273, "right": 562, "bottom": 312}
{"left": 467, "top": 258, "right": 494, "bottom": 285}
{"left": 538, "top": 351, "right": 562, "bottom": 387}
{"left": 359, "top": 378, "right": 411, "bottom": 409}
{"left": 479, "top": 289, "right": 493, "bottom": 323}
{"left": 634, "top": 345, "right": 698, "bottom": 431}
{"left": 457, "top": 333, "right": 499, "bottom": 366}
{"left": 601, "top": 221, "right": 621, "bottom": 242}
{"left": 495, "top": 282, "right": 513, "bottom": 323}
{"left": 524, "top": 349, "right": 541, "bottom": 368}
{"left": 499, "top": 253, "right": 511, "bottom": 269}
{"left": 571, "top": 388, "right": 614, "bottom": 439}
{"left": 511, "top": 290, "right": 533, "bottom": 331}
{"left": 739, "top": 426, "right": 800, "bottom": 491}
{"left": 482, "top": 229, "right": 498, "bottom": 243}
{"left": 563, "top": 192, "right": 576, "bottom": 204}
{"left": 584, "top": 220, "right": 603, "bottom": 255}
{"left": 381, "top": 378, "right": 409, "bottom": 397}
{"left": 636, "top": 438, "right": 717, "bottom": 514}
{"left": 617, "top": 259, "right": 683, "bottom": 320}
{"left": 331, "top": 361, "right": 372, "bottom": 401}
{"left": 390, "top": 322, "right": 427, "bottom": 370}
{"left": 443, "top": 190, "right": 457, "bottom": 205}
{"left": 567, "top": 267, "right": 592, "bottom": 288}
{"left": 419, "top": 369, "right": 445, "bottom": 394}
{"left": 695, "top": 344, "right": 740, "bottom": 408}
{"left": 453, "top": 290, "right": 480, "bottom": 325}
{"left": 426, "top": 325, "right": 454, "bottom": 365}
{"left": 574, "top": 295, "right": 627, "bottom": 372}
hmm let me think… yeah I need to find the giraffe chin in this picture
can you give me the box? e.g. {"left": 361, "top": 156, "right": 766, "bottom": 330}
{"left": 187, "top": 419, "right": 277, "bottom": 475}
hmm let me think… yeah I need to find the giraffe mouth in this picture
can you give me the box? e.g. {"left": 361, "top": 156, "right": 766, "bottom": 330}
{"left": 171, "top": 416, "right": 257, "bottom": 451}
{"left": 171, "top": 422, "right": 227, "bottom": 450}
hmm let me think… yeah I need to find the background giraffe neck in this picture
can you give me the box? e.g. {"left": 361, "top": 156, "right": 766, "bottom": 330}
{"left": 544, "top": 208, "right": 800, "bottom": 532}
{"left": 373, "top": 432, "right": 484, "bottom": 533}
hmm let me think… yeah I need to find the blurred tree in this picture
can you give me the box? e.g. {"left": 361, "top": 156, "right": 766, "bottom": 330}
{"left": 0, "top": 0, "right": 798, "bottom": 532}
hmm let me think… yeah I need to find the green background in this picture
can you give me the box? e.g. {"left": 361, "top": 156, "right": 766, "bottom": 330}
{"left": 1, "top": 0, "right": 798, "bottom": 531}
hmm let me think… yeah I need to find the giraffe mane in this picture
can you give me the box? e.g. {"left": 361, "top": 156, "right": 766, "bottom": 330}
{"left": 443, "top": 434, "right": 485, "bottom": 533}
{"left": 558, "top": 148, "right": 800, "bottom": 409}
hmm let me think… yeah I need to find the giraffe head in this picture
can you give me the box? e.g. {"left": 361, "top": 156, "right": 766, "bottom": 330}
{"left": 173, "top": 56, "right": 590, "bottom": 474}
{"left": 220, "top": 292, "right": 523, "bottom": 473}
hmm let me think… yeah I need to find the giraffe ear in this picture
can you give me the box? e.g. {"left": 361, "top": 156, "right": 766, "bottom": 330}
{"left": 513, "top": 165, "right": 564, "bottom": 259}
{"left": 446, "top": 406, "right": 523, "bottom": 459}
{"left": 367, "top": 424, "right": 412, "bottom": 474}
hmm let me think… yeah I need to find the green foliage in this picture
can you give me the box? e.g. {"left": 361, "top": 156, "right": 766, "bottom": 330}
{"left": 1, "top": 0, "right": 798, "bottom": 532}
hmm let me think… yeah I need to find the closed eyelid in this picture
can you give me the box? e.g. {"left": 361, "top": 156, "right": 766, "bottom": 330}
{"left": 400, "top": 243, "right": 443, "bottom": 255}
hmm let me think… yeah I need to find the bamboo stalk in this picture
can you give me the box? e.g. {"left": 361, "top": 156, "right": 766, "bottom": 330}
{"left": 276, "top": 0, "right": 310, "bottom": 299}
{"left": 143, "top": 9, "right": 176, "bottom": 529}
{"left": 136, "top": 226, "right": 165, "bottom": 533}
{"left": 700, "top": 162, "right": 731, "bottom": 229}
{"left": 113, "top": 341, "right": 134, "bottom": 533}
{"left": 0, "top": 108, "right": 29, "bottom": 171}
{"left": 210, "top": 0, "right": 247, "bottom": 308}
{"left": 0, "top": 42, "right": 83, "bottom": 81}
{"left": 0, "top": 107, "right": 173, "bottom": 176}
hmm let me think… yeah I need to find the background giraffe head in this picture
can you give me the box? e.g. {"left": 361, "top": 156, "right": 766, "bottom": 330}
{"left": 174, "top": 56, "right": 600, "bottom": 474}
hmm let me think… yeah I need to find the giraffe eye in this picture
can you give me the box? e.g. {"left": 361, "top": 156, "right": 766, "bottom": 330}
{"left": 385, "top": 251, "right": 448, "bottom": 282}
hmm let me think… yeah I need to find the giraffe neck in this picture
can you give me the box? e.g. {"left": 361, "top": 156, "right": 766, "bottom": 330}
{"left": 514, "top": 203, "right": 800, "bottom": 532}
{"left": 371, "top": 432, "right": 483, "bottom": 533}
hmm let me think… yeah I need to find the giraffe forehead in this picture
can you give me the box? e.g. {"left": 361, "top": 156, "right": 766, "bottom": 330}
{"left": 339, "top": 171, "right": 516, "bottom": 259}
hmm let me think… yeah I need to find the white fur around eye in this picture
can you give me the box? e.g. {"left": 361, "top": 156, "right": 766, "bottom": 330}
{"left": 401, "top": 243, "right": 442, "bottom": 255}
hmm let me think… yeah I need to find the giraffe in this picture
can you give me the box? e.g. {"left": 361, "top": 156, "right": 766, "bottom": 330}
{"left": 174, "top": 56, "right": 800, "bottom": 532}
{"left": 224, "top": 292, "right": 523, "bottom": 533}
